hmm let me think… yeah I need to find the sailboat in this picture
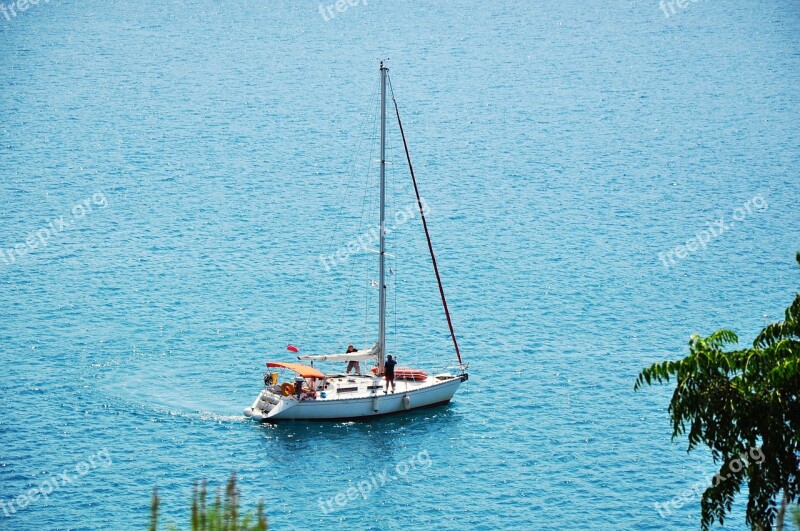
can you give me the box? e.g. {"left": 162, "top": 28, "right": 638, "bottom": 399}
{"left": 243, "top": 62, "right": 468, "bottom": 422}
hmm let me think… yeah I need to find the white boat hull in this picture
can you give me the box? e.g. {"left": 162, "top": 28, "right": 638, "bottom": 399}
{"left": 244, "top": 374, "right": 466, "bottom": 422}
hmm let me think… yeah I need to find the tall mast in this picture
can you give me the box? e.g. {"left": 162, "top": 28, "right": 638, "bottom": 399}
{"left": 378, "top": 61, "right": 388, "bottom": 370}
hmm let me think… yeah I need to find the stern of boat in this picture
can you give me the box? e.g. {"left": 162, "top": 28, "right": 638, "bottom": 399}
{"left": 243, "top": 386, "right": 285, "bottom": 421}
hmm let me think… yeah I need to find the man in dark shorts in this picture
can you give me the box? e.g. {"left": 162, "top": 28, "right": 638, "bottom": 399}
{"left": 384, "top": 355, "right": 397, "bottom": 394}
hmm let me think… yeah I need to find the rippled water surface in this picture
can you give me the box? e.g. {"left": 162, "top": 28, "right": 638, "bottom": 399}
{"left": 1, "top": 1, "right": 799, "bottom": 529}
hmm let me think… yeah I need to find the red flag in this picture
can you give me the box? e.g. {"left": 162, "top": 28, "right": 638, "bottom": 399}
{"left": 287, "top": 344, "right": 299, "bottom": 353}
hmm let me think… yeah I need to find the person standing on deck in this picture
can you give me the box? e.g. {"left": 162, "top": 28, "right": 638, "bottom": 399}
{"left": 345, "top": 345, "right": 361, "bottom": 375}
{"left": 384, "top": 355, "right": 397, "bottom": 394}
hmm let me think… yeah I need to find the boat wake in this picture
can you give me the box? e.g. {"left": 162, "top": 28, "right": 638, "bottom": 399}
{"left": 97, "top": 365, "right": 248, "bottom": 423}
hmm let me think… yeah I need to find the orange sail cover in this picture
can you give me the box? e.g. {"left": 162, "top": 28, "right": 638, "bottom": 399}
{"left": 266, "top": 362, "right": 326, "bottom": 379}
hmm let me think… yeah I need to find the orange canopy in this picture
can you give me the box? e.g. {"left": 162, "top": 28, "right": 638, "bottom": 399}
{"left": 266, "top": 362, "right": 326, "bottom": 379}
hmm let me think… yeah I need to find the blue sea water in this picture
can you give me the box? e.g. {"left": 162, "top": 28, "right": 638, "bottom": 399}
{"left": 1, "top": 0, "right": 799, "bottom": 529}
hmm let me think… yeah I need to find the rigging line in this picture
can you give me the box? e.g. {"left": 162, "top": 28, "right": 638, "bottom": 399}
{"left": 302, "top": 89, "right": 378, "bottom": 344}
{"left": 358, "top": 85, "right": 383, "bottom": 346}
{"left": 386, "top": 106, "right": 400, "bottom": 352}
{"left": 302, "top": 76, "right": 380, "bottom": 341}
{"left": 387, "top": 110, "right": 399, "bottom": 350}
{"left": 337, "top": 83, "right": 381, "bottom": 340}
{"left": 362, "top": 115, "right": 379, "bottom": 348}
{"left": 392, "top": 264, "right": 397, "bottom": 346}
{"left": 364, "top": 276, "right": 371, "bottom": 349}
{"left": 363, "top": 157, "right": 375, "bottom": 349}
{"left": 387, "top": 74, "right": 464, "bottom": 367}
{"left": 363, "top": 152, "right": 374, "bottom": 345}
